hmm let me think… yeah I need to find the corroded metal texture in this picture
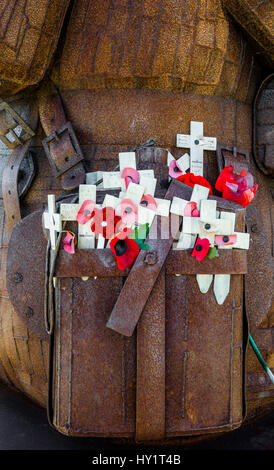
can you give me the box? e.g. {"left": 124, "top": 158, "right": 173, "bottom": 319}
{"left": 52, "top": 257, "right": 245, "bottom": 439}
{"left": 50, "top": 0, "right": 262, "bottom": 103}
{"left": 106, "top": 179, "right": 246, "bottom": 337}
{"left": 0, "top": 0, "right": 273, "bottom": 433}
{"left": 253, "top": 74, "right": 274, "bottom": 176}
{"left": 6, "top": 211, "right": 48, "bottom": 342}
{"left": 136, "top": 268, "right": 166, "bottom": 441}
{"left": 38, "top": 82, "right": 86, "bottom": 190}
{"left": 0, "top": 0, "right": 71, "bottom": 96}
{"left": 223, "top": 0, "right": 274, "bottom": 68}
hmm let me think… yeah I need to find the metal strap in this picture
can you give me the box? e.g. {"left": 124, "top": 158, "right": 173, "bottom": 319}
{"left": 42, "top": 121, "right": 84, "bottom": 178}
{"left": 106, "top": 179, "right": 185, "bottom": 337}
{"left": 216, "top": 143, "right": 250, "bottom": 173}
{"left": 0, "top": 100, "right": 35, "bottom": 149}
{"left": 38, "top": 82, "right": 86, "bottom": 190}
{"left": 136, "top": 268, "right": 166, "bottom": 441}
{"left": 2, "top": 140, "right": 32, "bottom": 231}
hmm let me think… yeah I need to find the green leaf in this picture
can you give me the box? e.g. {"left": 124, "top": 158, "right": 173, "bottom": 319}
{"left": 135, "top": 239, "right": 150, "bottom": 250}
{"left": 129, "top": 223, "right": 150, "bottom": 241}
{"left": 207, "top": 247, "right": 219, "bottom": 259}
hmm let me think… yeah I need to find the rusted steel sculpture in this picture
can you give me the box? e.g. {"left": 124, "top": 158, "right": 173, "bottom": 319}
{"left": 0, "top": 0, "right": 273, "bottom": 442}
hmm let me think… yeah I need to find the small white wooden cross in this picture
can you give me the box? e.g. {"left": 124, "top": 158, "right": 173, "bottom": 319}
{"left": 60, "top": 185, "right": 97, "bottom": 249}
{"left": 176, "top": 121, "right": 217, "bottom": 176}
{"left": 169, "top": 183, "right": 251, "bottom": 305}
{"left": 78, "top": 185, "right": 97, "bottom": 249}
{"left": 43, "top": 195, "right": 62, "bottom": 250}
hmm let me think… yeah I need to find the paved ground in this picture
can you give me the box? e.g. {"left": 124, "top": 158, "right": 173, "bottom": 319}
{"left": 0, "top": 382, "right": 273, "bottom": 455}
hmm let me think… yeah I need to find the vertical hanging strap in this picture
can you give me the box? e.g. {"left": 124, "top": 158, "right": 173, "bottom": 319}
{"left": 2, "top": 140, "right": 32, "bottom": 231}
{"left": 106, "top": 179, "right": 189, "bottom": 337}
{"left": 2, "top": 99, "right": 38, "bottom": 232}
{"left": 136, "top": 268, "right": 166, "bottom": 441}
{"left": 38, "top": 81, "right": 86, "bottom": 190}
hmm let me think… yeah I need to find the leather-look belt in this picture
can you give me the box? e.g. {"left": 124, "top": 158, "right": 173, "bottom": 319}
{"left": 2, "top": 97, "right": 38, "bottom": 232}
{"left": 38, "top": 81, "right": 86, "bottom": 190}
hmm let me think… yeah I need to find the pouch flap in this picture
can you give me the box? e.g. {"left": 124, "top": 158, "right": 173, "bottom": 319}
{"left": 55, "top": 249, "right": 247, "bottom": 278}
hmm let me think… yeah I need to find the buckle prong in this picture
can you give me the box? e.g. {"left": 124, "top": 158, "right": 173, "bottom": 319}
{"left": 0, "top": 101, "right": 35, "bottom": 149}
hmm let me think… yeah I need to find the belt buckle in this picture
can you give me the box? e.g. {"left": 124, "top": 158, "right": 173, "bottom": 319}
{"left": 0, "top": 101, "right": 35, "bottom": 149}
{"left": 42, "top": 121, "right": 84, "bottom": 178}
{"left": 216, "top": 144, "right": 250, "bottom": 173}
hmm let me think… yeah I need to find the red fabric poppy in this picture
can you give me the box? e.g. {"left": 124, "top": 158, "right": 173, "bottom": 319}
{"left": 184, "top": 201, "right": 200, "bottom": 217}
{"left": 140, "top": 194, "right": 158, "bottom": 211}
{"left": 120, "top": 198, "right": 138, "bottom": 225}
{"left": 77, "top": 200, "right": 95, "bottom": 224}
{"left": 215, "top": 165, "right": 258, "bottom": 208}
{"left": 63, "top": 231, "right": 76, "bottom": 254}
{"left": 169, "top": 159, "right": 184, "bottom": 178}
{"left": 176, "top": 173, "right": 213, "bottom": 195}
{"left": 110, "top": 235, "right": 140, "bottom": 270}
{"left": 122, "top": 167, "right": 140, "bottom": 189}
{"left": 191, "top": 237, "right": 210, "bottom": 261}
{"left": 90, "top": 207, "right": 121, "bottom": 239}
{"left": 215, "top": 234, "right": 237, "bottom": 246}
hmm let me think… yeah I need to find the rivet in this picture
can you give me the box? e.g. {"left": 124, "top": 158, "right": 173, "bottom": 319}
{"left": 144, "top": 251, "right": 158, "bottom": 265}
{"left": 251, "top": 224, "right": 258, "bottom": 233}
{"left": 24, "top": 307, "right": 33, "bottom": 318}
{"left": 14, "top": 272, "right": 23, "bottom": 283}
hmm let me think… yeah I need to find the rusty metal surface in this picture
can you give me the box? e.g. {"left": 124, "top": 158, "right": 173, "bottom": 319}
{"left": 165, "top": 272, "right": 243, "bottom": 436}
{"left": 2, "top": 140, "right": 33, "bottom": 231}
{"left": 216, "top": 144, "right": 251, "bottom": 173}
{"left": 6, "top": 210, "right": 49, "bottom": 342}
{"left": 245, "top": 204, "right": 273, "bottom": 328}
{"left": 223, "top": 0, "right": 274, "bottom": 68}
{"left": 52, "top": 264, "right": 244, "bottom": 438}
{"left": 50, "top": 0, "right": 262, "bottom": 104}
{"left": 53, "top": 277, "right": 136, "bottom": 437}
{"left": 54, "top": 249, "right": 247, "bottom": 278}
{"left": 106, "top": 179, "right": 247, "bottom": 337}
{"left": 253, "top": 74, "right": 274, "bottom": 177}
{"left": 136, "top": 268, "right": 165, "bottom": 441}
{"left": 0, "top": 0, "right": 71, "bottom": 96}
{"left": 0, "top": 0, "right": 273, "bottom": 432}
{"left": 106, "top": 179, "right": 183, "bottom": 337}
{"left": 38, "top": 83, "right": 86, "bottom": 190}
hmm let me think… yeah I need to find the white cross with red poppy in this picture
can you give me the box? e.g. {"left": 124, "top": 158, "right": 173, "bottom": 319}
{"left": 176, "top": 121, "right": 217, "bottom": 176}
{"left": 170, "top": 183, "right": 250, "bottom": 305}
{"left": 43, "top": 195, "right": 62, "bottom": 250}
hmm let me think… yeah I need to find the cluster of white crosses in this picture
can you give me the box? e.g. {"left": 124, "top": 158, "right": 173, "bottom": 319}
{"left": 43, "top": 121, "right": 250, "bottom": 305}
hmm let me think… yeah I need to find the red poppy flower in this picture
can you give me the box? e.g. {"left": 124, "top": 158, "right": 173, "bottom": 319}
{"left": 122, "top": 167, "right": 140, "bottom": 189}
{"left": 120, "top": 198, "right": 138, "bottom": 225}
{"left": 177, "top": 173, "right": 213, "bottom": 195}
{"left": 215, "top": 165, "right": 258, "bottom": 208}
{"left": 140, "top": 194, "right": 157, "bottom": 211}
{"left": 191, "top": 237, "right": 210, "bottom": 261}
{"left": 215, "top": 234, "right": 237, "bottom": 246}
{"left": 110, "top": 235, "right": 140, "bottom": 271}
{"left": 169, "top": 160, "right": 184, "bottom": 178}
{"left": 90, "top": 206, "right": 121, "bottom": 239}
{"left": 77, "top": 200, "right": 95, "bottom": 224}
{"left": 63, "top": 231, "right": 76, "bottom": 254}
{"left": 184, "top": 201, "right": 200, "bottom": 217}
